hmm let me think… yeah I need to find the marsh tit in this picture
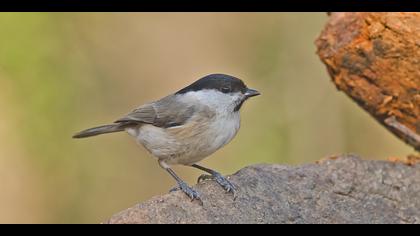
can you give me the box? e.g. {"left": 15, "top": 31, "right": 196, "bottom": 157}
{"left": 73, "top": 74, "right": 260, "bottom": 201}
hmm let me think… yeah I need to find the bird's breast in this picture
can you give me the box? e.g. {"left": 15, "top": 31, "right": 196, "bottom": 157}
{"left": 126, "top": 112, "right": 241, "bottom": 165}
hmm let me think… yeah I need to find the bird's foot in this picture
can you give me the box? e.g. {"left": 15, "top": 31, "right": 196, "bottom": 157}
{"left": 169, "top": 181, "right": 201, "bottom": 202}
{"left": 198, "top": 172, "right": 236, "bottom": 196}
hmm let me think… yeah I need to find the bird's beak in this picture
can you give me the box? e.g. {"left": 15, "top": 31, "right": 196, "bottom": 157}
{"left": 244, "top": 88, "right": 261, "bottom": 98}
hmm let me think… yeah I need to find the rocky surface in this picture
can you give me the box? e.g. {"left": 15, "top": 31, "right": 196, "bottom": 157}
{"left": 316, "top": 12, "right": 420, "bottom": 151}
{"left": 106, "top": 155, "right": 420, "bottom": 224}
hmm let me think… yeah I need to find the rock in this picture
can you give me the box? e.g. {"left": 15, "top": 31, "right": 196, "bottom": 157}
{"left": 106, "top": 155, "right": 420, "bottom": 224}
{"left": 316, "top": 12, "right": 420, "bottom": 151}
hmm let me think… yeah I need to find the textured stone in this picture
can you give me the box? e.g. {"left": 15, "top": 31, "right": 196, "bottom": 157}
{"left": 316, "top": 13, "right": 420, "bottom": 151}
{"left": 106, "top": 155, "right": 420, "bottom": 224}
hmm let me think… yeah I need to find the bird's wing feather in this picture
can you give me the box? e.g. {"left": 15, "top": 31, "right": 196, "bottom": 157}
{"left": 114, "top": 95, "right": 196, "bottom": 128}
{"left": 114, "top": 104, "right": 156, "bottom": 124}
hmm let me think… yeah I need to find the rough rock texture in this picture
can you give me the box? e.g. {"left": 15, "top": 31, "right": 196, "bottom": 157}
{"left": 106, "top": 155, "right": 420, "bottom": 224}
{"left": 316, "top": 12, "right": 420, "bottom": 151}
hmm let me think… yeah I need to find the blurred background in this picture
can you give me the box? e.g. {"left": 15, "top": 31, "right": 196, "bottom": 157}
{"left": 0, "top": 13, "right": 413, "bottom": 223}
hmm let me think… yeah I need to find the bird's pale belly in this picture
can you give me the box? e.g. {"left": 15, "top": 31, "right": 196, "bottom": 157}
{"left": 126, "top": 114, "right": 240, "bottom": 166}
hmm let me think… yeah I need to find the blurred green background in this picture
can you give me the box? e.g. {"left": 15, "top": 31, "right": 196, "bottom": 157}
{"left": 0, "top": 13, "right": 413, "bottom": 223}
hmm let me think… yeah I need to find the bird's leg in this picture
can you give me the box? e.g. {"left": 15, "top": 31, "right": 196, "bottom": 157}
{"left": 191, "top": 164, "right": 236, "bottom": 194}
{"left": 159, "top": 161, "right": 201, "bottom": 201}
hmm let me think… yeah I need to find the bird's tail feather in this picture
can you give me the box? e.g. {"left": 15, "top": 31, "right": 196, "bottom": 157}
{"left": 73, "top": 124, "right": 125, "bottom": 138}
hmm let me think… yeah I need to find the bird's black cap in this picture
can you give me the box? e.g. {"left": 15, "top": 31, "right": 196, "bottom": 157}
{"left": 176, "top": 74, "right": 248, "bottom": 95}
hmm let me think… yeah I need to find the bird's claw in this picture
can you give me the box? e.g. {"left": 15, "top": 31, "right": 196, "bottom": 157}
{"left": 169, "top": 182, "right": 201, "bottom": 202}
{"left": 198, "top": 173, "right": 237, "bottom": 196}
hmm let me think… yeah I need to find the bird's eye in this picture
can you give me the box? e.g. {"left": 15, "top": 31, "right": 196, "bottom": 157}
{"left": 221, "top": 87, "right": 231, "bottom": 93}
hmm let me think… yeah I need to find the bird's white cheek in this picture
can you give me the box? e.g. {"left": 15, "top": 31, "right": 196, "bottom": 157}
{"left": 183, "top": 90, "right": 242, "bottom": 113}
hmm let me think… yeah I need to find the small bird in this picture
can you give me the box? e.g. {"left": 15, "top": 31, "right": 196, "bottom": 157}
{"left": 73, "top": 74, "right": 260, "bottom": 201}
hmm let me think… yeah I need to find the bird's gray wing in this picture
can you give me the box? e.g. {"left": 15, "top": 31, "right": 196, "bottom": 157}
{"left": 114, "top": 95, "right": 196, "bottom": 128}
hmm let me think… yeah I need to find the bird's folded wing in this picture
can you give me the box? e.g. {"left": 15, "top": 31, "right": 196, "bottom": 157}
{"left": 114, "top": 98, "right": 196, "bottom": 128}
{"left": 115, "top": 104, "right": 156, "bottom": 125}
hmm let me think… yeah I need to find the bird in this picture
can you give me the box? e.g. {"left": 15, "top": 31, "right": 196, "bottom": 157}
{"left": 73, "top": 73, "right": 260, "bottom": 201}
